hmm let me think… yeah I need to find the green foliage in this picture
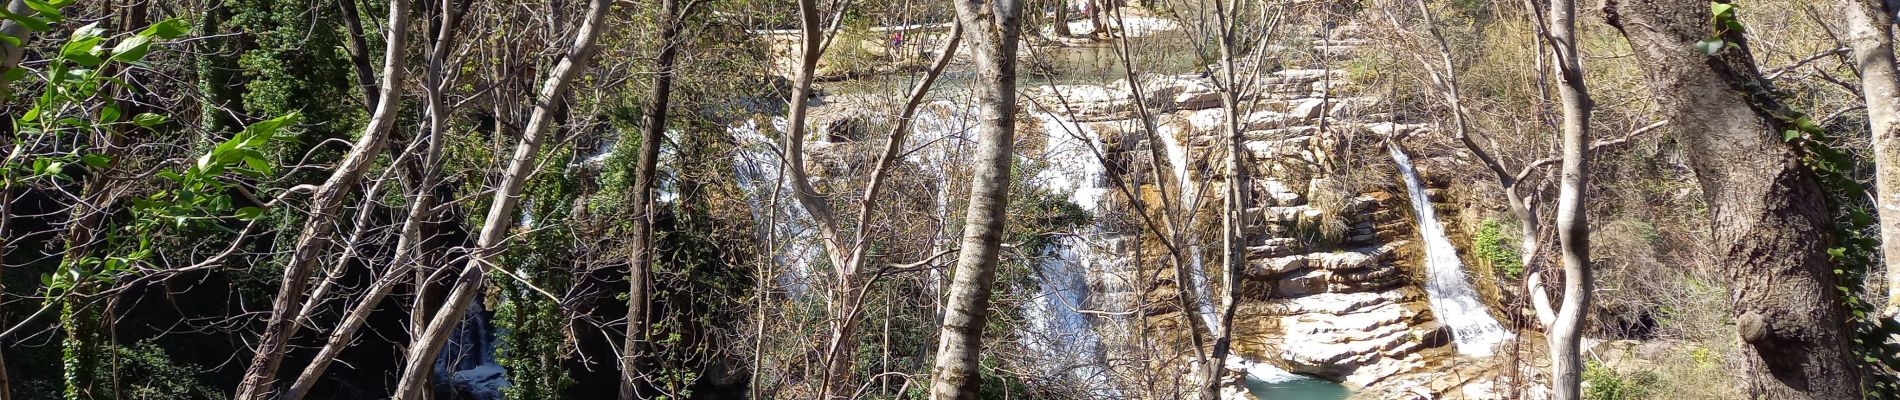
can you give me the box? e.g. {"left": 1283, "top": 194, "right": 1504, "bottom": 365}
{"left": 1008, "top": 187, "right": 1093, "bottom": 252}
{"left": 1778, "top": 88, "right": 1900, "bottom": 400}
{"left": 227, "top": 0, "right": 360, "bottom": 170}
{"left": 1583, "top": 360, "right": 1658, "bottom": 400}
{"left": 1695, "top": 2, "right": 1743, "bottom": 55}
{"left": 1474, "top": 219, "right": 1523, "bottom": 278}
{"left": 5, "top": 18, "right": 294, "bottom": 399}
{"left": 104, "top": 341, "right": 228, "bottom": 400}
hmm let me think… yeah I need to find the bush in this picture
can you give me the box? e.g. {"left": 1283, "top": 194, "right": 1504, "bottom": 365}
{"left": 1473, "top": 219, "right": 1522, "bottom": 278}
{"left": 1583, "top": 360, "right": 1658, "bottom": 400}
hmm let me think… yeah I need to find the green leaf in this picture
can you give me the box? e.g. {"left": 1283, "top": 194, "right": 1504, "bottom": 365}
{"left": 59, "top": 36, "right": 103, "bottom": 66}
{"left": 140, "top": 19, "right": 189, "bottom": 39}
{"left": 1696, "top": 38, "right": 1726, "bottom": 56}
{"left": 20, "top": 0, "right": 63, "bottom": 21}
{"left": 1, "top": 11, "right": 51, "bottom": 32}
{"left": 69, "top": 21, "right": 102, "bottom": 40}
{"left": 1711, "top": 2, "right": 1734, "bottom": 18}
{"left": 0, "top": 33, "right": 19, "bottom": 48}
{"left": 1783, "top": 129, "right": 1800, "bottom": 142}
{"left": 235, "top": 206, "right": 264, "bottom": 220}
{"left": 243, "top": 112, "right": 300, "bottom": 137}
{"left": 98, "top": 104, "right": 119, "bottom": 123}
{"left": 242, "top": 155, "right": 272, "bottom": 176}
{"left": 109, "top": 34, "right": 152, "bottom": 63}
{"left": 80, "top": 153, "right": 108, "bottom": 168}
{"left": 132, "top": 112, "right": 167, "bottom": 127}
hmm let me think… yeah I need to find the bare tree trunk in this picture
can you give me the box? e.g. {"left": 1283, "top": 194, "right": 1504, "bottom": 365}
{"left": 391, "top": 0, "right": 613, "bottom": 397}
{"left": 1545, "top": 0, "right": 1592, "bottom": 398}
{"left": 1606, "top": 2, "right": 1862, "bottom": 398}
{"left": 0, "top": 0, "right": 39, "bottom": 96}
{"left": 336, "top": 0, "right": 379, "bottom": 109}
{"left": 620, "top": 1, "right": 695, "bottom": 397}
{"left": 278, "top": 2, "right": 463, "bottom": 398}
{"left": 1054, "top": 0, "right": 1073, "bottom": 37}
{"left": 1846, "top": 0, "right": 1900, "bottom": 317}
{"left": 1103, "top": 4, "right": 1210, "bottom": 370}
{"left": 1202, "top": 0, "right": 1252, "bottom": 397}
{"left": 930, "top": 1, "right": 1023, "bottom": 398}
{"left": 232, "top": 2, "right": 409, "bottom": 398}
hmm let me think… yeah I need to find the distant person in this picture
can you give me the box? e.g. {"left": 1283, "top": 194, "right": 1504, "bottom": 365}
{"left": 890, "top": 31, "right": 903, "bottom": 55}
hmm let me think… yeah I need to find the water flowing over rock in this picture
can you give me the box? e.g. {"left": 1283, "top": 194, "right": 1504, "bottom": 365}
{"left": 1388, "top": 143, "right": 1512, "bottom": 357}
{"left": 438, "top": 299, "right": 509, "bottom": 400}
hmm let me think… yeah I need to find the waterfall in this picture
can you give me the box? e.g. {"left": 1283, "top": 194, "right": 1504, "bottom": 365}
{"left": 1153, "top": 121, "right": 1221, "bottom": 336}
{"left": 1018, "top": 107, "right": 1115, "bottom": 395}
{"left": 728, "top": 117, "right": 820, "bottom": 296}
{"left": 1386, "top": 143, "right": 1511, "bottom": 357}
{"left": 438, "top": 298, "right": 510, "bottom": 399}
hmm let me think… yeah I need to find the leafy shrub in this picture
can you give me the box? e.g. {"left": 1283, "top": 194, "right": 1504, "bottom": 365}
{"left": 1473, "top": 219, "right": 1523, "bottom": 277}
{"left": 1583, "top": 360, "right": 1658, "bottom": 400}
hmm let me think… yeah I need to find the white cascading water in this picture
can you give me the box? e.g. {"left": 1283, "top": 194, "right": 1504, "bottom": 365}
{"left": 1386, "top": 143, "right": 1511, "bottom": 357}
{"left": 1018, "top": 106, "right": 1115, "bottom": 395}
{"left": 439, "top": 298, "right": 510, "bottom": 399}
{"left": 728, "top": 117, "right": 821, "bottom": 296}
{"left": 1154, "top": 120, "right": 1221, "bottom": 334}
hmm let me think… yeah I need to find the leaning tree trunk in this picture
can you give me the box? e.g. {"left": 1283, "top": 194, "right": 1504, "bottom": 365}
{"left": 232, "top": 2, "right": 409, "bottom": 398}
{"left": 1545, "top": 0, "right": 1592, "bottom": 398}
{"left": 390, "top": 0, "right": 613, "bottom": 397}
{"left": 1845, "top": 0, "right": 1900, "bottom": 317}
{"left": 621, "top": 0, "right": 691, "bottom": 397}
{"left": 929, "top": 0, "right": 1024, "bottom": 398}
{"left": 1605, "top": 1, "right": 1862, "bottom": 398}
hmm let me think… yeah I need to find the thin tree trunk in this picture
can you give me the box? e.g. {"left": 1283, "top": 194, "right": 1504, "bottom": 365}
{"left": 1104, "top": 3, "right": 1210, "bottom": 369}
{"left": 0, "top": 0, "right": 39, "bottom": 96}
{"left": 1202, "top": 0, "right": 1251, "bottom": 397}
{"left": 620, "top": 0, "right": 693, "bottom": 397}
{"left": 1606, "top": 2, "right": 1862, "bottom": 398}
{"left": 231, "top": 2, "right": 409, "bottom": 398}
{"left": 1054, "top": 0, "right": 1073, "bottom": 37}
{"left": 929, "top": 0, "right": 1024, "bottom": 398}
{"left": 336, "top": 0, "right": 379, "bottom": 109}
{"left": 279, "top": 2, "right": 462, "bottom": 398}
{"left": 1846, "top": 0, "right": 1900, "bottom": 317}
{"left": 390, "top": 0, "right": 612, "bottom": 397}
{"left": 784, "top": 1, "right": 854, "bottom": 397}
{"left": 1545, "top": 0, "right": 1591, "bottom": 397}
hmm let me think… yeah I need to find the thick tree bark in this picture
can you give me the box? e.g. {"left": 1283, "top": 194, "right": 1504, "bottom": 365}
{"left": 620, "top": 0, "right": 693, "bottom": 397}
{"left": 231, "top": 2, "right": 409, "bottom": 398}
{"left": 929, "top": 0, "right": 1023, "bottom": 398}
{"left": 1606, "top": 2, "right": 1862, "bottom": 398}
{"left": 390, "top": 0, "right": 613, "bottom": 397}
{"left": 1545, "top": 0, "right": 1592, "bottom": 398}
{"left": 1845, "top": 0, "right": 1900, "bottom": 317}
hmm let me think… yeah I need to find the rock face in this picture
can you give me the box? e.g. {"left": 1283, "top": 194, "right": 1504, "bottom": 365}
{"left": 1228, "top": 192, "right": 1454, "bottom": 390}
{"left": 1018, "top": 17, "right": 1528, "bottom": 399}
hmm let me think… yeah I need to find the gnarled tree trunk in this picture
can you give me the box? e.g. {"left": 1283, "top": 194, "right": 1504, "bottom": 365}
{"left": 1606, "top": 1, "right": 1861, "bottom": 398}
